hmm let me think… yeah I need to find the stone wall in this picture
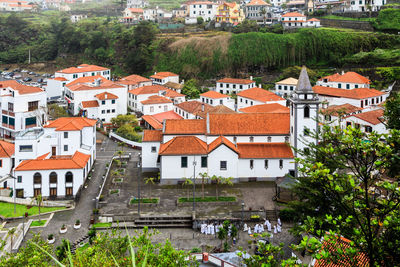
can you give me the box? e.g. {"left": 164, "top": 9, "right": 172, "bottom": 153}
{"left": 319, "top": 18, "right": 374, "bottom": 31}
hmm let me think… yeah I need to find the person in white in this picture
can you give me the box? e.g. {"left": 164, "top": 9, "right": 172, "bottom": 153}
{"left": 273, "top": 225, "right": 277, "bottom": 234}
{"left": 243, "top": 223, "right": 248, "bottom": 231}
{"left": 278, "top": 218, "right": 282, "bottom": 226}
{"left": 260, "top": 224, "right": 264, "bottom": 233}
{"left": 254, "top": 224, "right": 258, "bottom": 233}
{"left": 248, "top": 227, "right": 252, "bottom": 235}
{"left": 210, "top": 224, "right": 215, "bottom": 235}
{"left": 277, "top": 224, "right": 282, "bottom": 233}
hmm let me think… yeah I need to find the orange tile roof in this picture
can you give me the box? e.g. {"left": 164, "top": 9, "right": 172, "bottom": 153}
{"left": 208, "top": 136, "right": 238, "bottom": 154}
{"left": 237, "top": 143, "right": 293, "bottom": 159}
{"left": 247, "top": 0, "right": 270, "bottom": 5}
{"left": 142, "top": 115, "right": 163, "bottom": 130}
{"left": 128, "top": 8, "right": 143, "bottom": 12}
{"left": 238, "top": 87, "right": 285, "bottom": 102}
{"left": 53, "top": 77, "right": 68, "bottom": 81}
{"left": 128, "top": 84, "right": 167, "bottom": 95}
{"left": 223, "top": 2, "right": 236, "bottom": 8}
{"left": 319, "top": 72, "right": 370, "bottom": 85}
{"left": 175, "top": 101, "right": 213, "bottom": 114}
{"left": 150, "top": 72, "right": 178, "bottom": 79}
{"left": 351, "top": 109, "right": 384, "bottom": 125}
{"left": 239, "top": 103, "right": 289, "bottom": 114}
{"left": 95, "top": 92, "right": 118, "bottom": 100}
{"left": 44, "top": 117, "right": 96, "bottom": 131}
{"left": 159, "top": 136, "right": 207, "bottom": 155}
{"left": 307, "top": 18, "right": 320, "bottom": 22}
{"left": 282, "top": 12, "right": 305, "bottom": 17}
{"left": 142, "top": 110, "right": 183, "bottom": 130}
{"left": 321, "top": 103, "right": 362, "bottom": 116}
{"left": 164, "top": 81, "right": 184, "bottom": 90}
{"left": 0, "top": 80, "right": 43, "bottom": 95}
{"left": 141, "top": 95, "right": 172, "bottom": 105}
{"left": 81, "top": 100, "right": 99, "bottom": 108}
{"left": 0, "top": 141, "right": 14, "bottom": 158}
{"left": 208, "top": 113, "right": 290, "bottom": 135}
{"left": 15, "top": 151, "right": 90, "bottom": 171}
{"left": 164, "top": 88, "right": 185, "bottom": 98}
{"left": 217, "top": 78, "right": 254, "bottom": 84}
{"left": 313, "top": 86, "right": 384, "bottom": 100}
{"left": 200, "top": 91, "right": 229, "bottom": 99}
{"left": 66, "top": 75, "right": 108, "bottom": 87}
{"left": 57, "top": 65, "right": 108, "bottom": 74}
{"left": 164, "top": 119, "right": 206, "bottom": 135}
{"left": 196, "top": 105, "right": 236, "bottom": 119}
{"left": 67, "top": 82, "right": 123, "bottom": 91}
{"left": 142, "top": 130, "right": 162, "bottom": 142}
{"left": 120, "top": 74, "right": 151, "bottom": 84}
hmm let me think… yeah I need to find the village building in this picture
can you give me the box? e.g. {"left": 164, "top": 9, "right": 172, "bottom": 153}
{"left": 0, "top": 141, "right": 15, "bottom": 190}
{"left": 342, "top": 109, "right": 387, "bottom": 134}
{"left": 122, "top": 8, "right": 144, "bottom": 23}
{"left": 141, "top": 110, "right": 183, "bottom": 130}
{"left": 275, "top": 77, "right": 298, "bottom": 97}
{"left": 281, "top": 12, "right": 321, "bottom": 28}
{"left": 216, "top": 77, "right": 256, "bottom": 95}
{"left": 195, "top": 105, "right": 237, "bottom": 119}
{"left": 140, "top": 95, "right": 174, "bottom": 115}
{"left": 215, "top": 2, "right": 245, "bottom": 25}
{"left": 199, "top": 91, "right": 235, "bottom": 110}
{"left": 239, "top": 103, "right": 289, "bottom": 114}
{"left": 0, "top": 0, "right": 33, "bottom": 11}
{"left": 316, "top": 71, "right": 371, "bottom": 89}
{"left": 174, "top": 101, "right": 213, "bottom": 119}
{"left": 188, "top": 1, "right": 219, "bottom": 21}
{"left": 245, "top": 0, "right": 272, "bottom": 25}
{"left": 320, "top": 103, "right": 363, "bottom": 127}
{"left": 237, "top": 86, "right": 286, "bottom": 110}
{"left": 116, "top": 74, "right": 152, "bottom": 91}
{"left": 150, "top": 72, "right": 179, "bottom": 85}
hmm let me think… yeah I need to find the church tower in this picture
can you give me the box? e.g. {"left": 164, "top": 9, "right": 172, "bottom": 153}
{"left": 289, "top": 66, "right": 320, "bottom": 177}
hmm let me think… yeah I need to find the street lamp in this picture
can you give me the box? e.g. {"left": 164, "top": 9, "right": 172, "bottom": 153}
{"left": 192, "top": 159, "right": 197, "bottom": 213}
{"left": 241, "top": 202, "right": 245, "bottom": 225}
{"left": 137, "top": 153, "right": 141, "bottom": 217}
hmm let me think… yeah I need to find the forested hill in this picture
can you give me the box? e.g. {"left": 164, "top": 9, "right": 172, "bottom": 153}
{"left": 1, "top": 13, "right": 400, "bottom": 80}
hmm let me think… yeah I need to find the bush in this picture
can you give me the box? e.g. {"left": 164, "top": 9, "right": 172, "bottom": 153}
{"left": 189, "top": 247, "right": 201, "bottom": 253}
{"left": 279, "top": 208, "right": 297, "bottom": 222}
{"left": 178, "top": 196, "right": 236, "bottom": 203}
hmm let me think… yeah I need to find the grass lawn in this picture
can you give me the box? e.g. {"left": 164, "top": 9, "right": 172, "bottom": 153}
{"left": 31, "top": 220, "right": 47, "bottom": 227}
{"left": 92, "top": 222, "right": 112, "bottom": 229}
{"left": 178, "top": 196, "right": 236, "bottom": 203}
{"left": 130, "top": 198, "right": 159, "bottom": 204}
{"left": 0, "top": 201, "right": 65, "bottom": 218}
{"left": 322, "top": 15, "right": 375, "bottom": 22}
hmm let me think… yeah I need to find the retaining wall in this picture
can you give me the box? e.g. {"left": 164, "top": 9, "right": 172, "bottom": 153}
{"left": 319, "top": 18, "right": 374, "bottom": 31}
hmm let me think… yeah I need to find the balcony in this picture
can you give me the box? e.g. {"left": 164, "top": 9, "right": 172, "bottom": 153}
{"left": 15, "top": 128, "right": 44, "bottom": 140}
{"left": 2, "top": 110, "right": 15, "bottom": 117}
{"left": 2, "top": 123, "right": 15, "bottom": 130}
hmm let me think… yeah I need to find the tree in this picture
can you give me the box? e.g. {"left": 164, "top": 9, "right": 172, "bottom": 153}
{"left": 144, "top": 177, "right": 156, "bottom": 197}
{"left": 199, "top": 172, "right": 210, "bottom": 199}
{"left": 47, "top": 104, "right": 68, "bottom": 119}
{"left": 197, "top": 16, "right": 204, "bottom": 25}
{"left": 181, "top": 79, "right": 201, "bottom": 99}
{"left": 115, "top": 124, "right": 141, "bottom": 142}
{"left": 183, "top": 177, "right": 193, "bottom": 200}
{"left": 384, "top": 92, "right": 400, "bottom": 130}
{"left": 7, "top": 228, "right": 16, "bottom": 253}
{"left": 55, "top": 239, "right": 71, "bottom": 261}
{"left": 32, "top": 194, "right": 43, "bottom": 222}
{"left": 287, "top": 125, "right": 400, "bottom": 266}
{"left": 111, "top": 114, "right": 138, "bottom": 128}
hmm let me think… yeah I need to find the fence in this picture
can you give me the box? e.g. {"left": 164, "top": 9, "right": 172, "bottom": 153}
{"left": 0, "top": 196, "right": 69, "bottom": 207}
{"left": 109, "top": 132, "right": 142, "bottom": 148}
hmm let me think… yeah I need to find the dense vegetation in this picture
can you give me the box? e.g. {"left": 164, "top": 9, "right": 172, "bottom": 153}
{"left": 373, "top": 8, "right": 400, "bottom": 33}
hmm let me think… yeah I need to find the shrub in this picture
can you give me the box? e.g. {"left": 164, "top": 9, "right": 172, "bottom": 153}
{"left": 48, "top": 234, "right": 54, "bottom": 240}
{"left": 279, "top": 208, "right": 297, "bottom": 222}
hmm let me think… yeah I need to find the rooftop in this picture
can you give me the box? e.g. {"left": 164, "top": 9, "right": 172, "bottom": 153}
{"left": 239, "top": 103, "right": 289, "bottom": 114}
{"left": 175, "top": 101, "right": 213, "bottom": 114}
{"left": 313, "top": 86, "right": 385, "bottom": 99}
{"left": 57, "top": 64, "right": 109, "bottom": 74}
{"left": 276, "top": 77, "right": 298, "bottom": 85}
{"left": 66, "top": 75, "right": 108, "bottom": 87}
{"left": 200, "top": 91, "right": 229, "bottom": 99}
{"left": 238, "top": 87, "right": 285, "bottom": 102}
{"left": 217, "top": 78, "right": 254, "bottom": 85}
{"left": 142, "top": 130, "right": 163, "bottom": 142}
{"left": 141, "top": 95, "right": 172, "bottom": 105}
{"left": 351, "top": 109, "right": 384, "bottom": 125}
{"left": 319, "top": 71, "right": 370, "bottom": 84}
{"left": 150, "top": 72, "right": 179, "bottom": 80}
{"left": 0, "top": 80, "right": 44, "bottom": 95}
{"left": 44, "top": 117, "right": 96, "bottom": 131}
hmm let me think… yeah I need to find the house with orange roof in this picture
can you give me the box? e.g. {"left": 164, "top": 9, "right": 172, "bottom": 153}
{"left": 216, "top": 77, "right": 257, "bottom": 95}
{"left": 188, "top": 1, "right": 219, "bottom": 22}
{"left": 0, "top": 0, "right": 33, "bottom": 11}
{"left": 117, "top": 74, "right": 152, "bottom": 90}
{"left": 64, "top": 79, "right": 127, "bottom": 123}
{"left": 215, "top": 2, "right": 244, "bottom": 25}
{"left": 245, "top": 0, "right": 272, "bottom": 25}
{"left": 0, "top": 141, "right": 15, "bottom": 191}
{"left": 237, "top": 86, "right": 286, "bottom": 110}
{"left": 280, "top": 12, "right": 320, "bottom": 28}
{"left": 140, "top": 95, "right": 174, "bottom": 115}
{"left": 0, "top": 81, "right": 47, "bottom": 139}
{"left": 200, "top": 91, "right": 235, "bottom": 110}
{"left": 122, "top": 7, "right": 144, "bottom": 23}
{"left": 174, "top": 100, "right": 213, "bottom": 119}
{"left": 12, "top": 117, "right": 96, "bottom": 198}
{"left": 150, "top": 72, "right": 179, "bottom": 85}
{"left": 141, "top": 110, "right": 183, "bottom": 130}
{"left": 317, "top": 71, "right": 371, "bottom": 89}
{"left": 239, "top": 103, "right": 289, "bottom": 114}
{"left": 342, "top": 108, "right": 387, "bottom": 134}
{"left": 320, "top": 103, "right": 363, "bottom": 127}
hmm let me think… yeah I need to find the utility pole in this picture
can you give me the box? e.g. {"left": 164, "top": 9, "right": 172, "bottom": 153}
{"left": 28, "top": 49, "right": 31, "bottom": 64}
{"left": 192, "top": 159, "right": 196, "bottom": 212}
{"left": 137, "top": 153, "right": 141, "bottom": 217}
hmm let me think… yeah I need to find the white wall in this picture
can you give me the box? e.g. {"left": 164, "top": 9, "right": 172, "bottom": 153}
{"left": 174, "top": 106, "right": 196, "bottom": 119}
{"left": 189, "top": 3, "right": 218, "bottom": 21}
{"left": 200, "top": 96, "right": 235, "bottom": 110}
{"left": 142, "top": 142, "right": 160, "bottom": 169}
{"left": 142, "top": 102, "right": 173, "bottom": 115}
{"left": 318, "top": 94, "right": 387, "bottom": 108}
{"left": 316, "top": 81, "right": 369, "bottom": 89}
{"left": 128, "top": 93, "right": 157, "bottom": 112}
{"left": 160, "top": 155, "right": 208, "bottom": 180}
{"left": 237, "top": 158, "right": 294, "bottom": 179}
{"left": 275, "top": 83, "right": 296, "bottom": 97}
{"left": 216, "top": 82, "right": 256, "bottom": 94}
{"left": 45, "top": 80, "right": 66, "bottom": 99}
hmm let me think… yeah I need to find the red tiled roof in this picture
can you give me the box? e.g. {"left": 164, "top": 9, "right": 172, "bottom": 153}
{"left": 351, "top": 109, "right": 384, "bottom": 125}
{"left": 53, "top": 77, "right": 68, "bottom": 81}
{"left": 95, "top": 92, "right": 118, "bottom": 100}
{"left": 57, "top": 65, "right": 108, "bottom": 74}
{"left": 175, "top": 101, "right": 213, "bottom": 114}
{"left": 142, "top": 110, "right": 182, "bottom": 130}
{"left": 282, "top": 12, "right": 305, "bottom": 17}
{"left": 164, "top": 88, "right": 185, "bottom": 98}
{"left": 208, "top": 113, "right": 290, "bottom": 135}
{"left": 238, "top": 87, "right": 285, "bottom": 102}
{"left": 307, "top": 18, "right": 320, "bottom": 22}
{"left": 0, "top": 141, "right": 14, "bottom": 158}
{"left": 196, "top": 105, "right": 236, "bottom": 119}
{"left": 200, "top": 91, "right": 229, "bottom": 99}
{"left": 66, "top": 75, "right": 107, "bottom": 87}
{"left": 128, "top": 8, "right": 143, "bottom": 12}
{"left": 159, "top": 136, "right": 207, "bottom": 155}
{"left": 239, "top": 103, "right": 289, "bottom": 114}
{"left": 142, "top": 130, "right": 162, "bottom": 142}
{"left": 313, "top": 86, "right": 384, "bottom": 100}
{"left": 0, "top": 80, "right": 43, "bottom": 95}
{"left": 217, "top": 78, "right": 254, "bottom": 85}
{"left": 141, "top": 95, "right": 172, "bottom": 105}
{"left": 208, "top": 136, "right": 238, "bottom": 154}
{"left": 15, "top": 151, "right": 90, "bottom": 171}
{"left": 237, "top": 143, "right": 293, "bottom": 159}
{"left": 142, "top": 115, "right": 163, "bottom": 130}
{"left": 164, "top": 81, "right": 184, "bottom": 90}
{"left": 128, "top": 84, "right": 167, "bottom": 95}
{"left": 67, "top": 82, "right": 123, "bottom": 91}
{"left": 150, "top": 72, "right": 178, "bottom": 79}
{"left": 321, "top": 103, "right": 362, "bottom": 116}
{"left": 164, "top": 119, "right": 206, "bottom": 135}
{"left": 319, "top": 72, "right": 370, "bottom": 84}
{"left": 247, "top": 0, "right": 270, "bottom": 5}
{"left": 44, "top": 117, "right": 96, "bottom": 131}
{"left": 81, "top": 100, "right": 99, "bottom": 108}
{"left": 120, "top": 74, "right": 150, "bottom": 84}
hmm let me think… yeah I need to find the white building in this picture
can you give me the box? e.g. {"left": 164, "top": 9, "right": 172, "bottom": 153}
{"left": 12, "top": 117, "right": 96, "bottom": 198}
{"left": 141, "top": 95, "right": 174, "bottom": 115}
{"left": 281, "top": 12, "right": 321, "bottom": 28}
{"left": 216, "top": 77, "right": 256, "bottom": 95}
{"left": 342, "top": 108, "right": 387, "bottom": 134}
{"left": 320, "top": 103, "right": 363, "bottom": 127}
{"left": 45, "top": 77, "right": 68, "bottom": 100}
{"left": 200, "top": 91, "right": 235, "bottom": 110}
{"left": 122, "top": 8, "right": 144, "bottom": 23}
{"left": 237, "top": 86, "right": 286, "bottom": 110}
{"left": 0, "top": 81, "right": 47, "bottom": 139}
{"left": 117, "top": 74, "right": 152, "bottom": 91}
{"left": 65, "top": 79, "right": 127, "bottom": 123}
{"left": 188, "top": 1, "right": 219, "bottom": 21}
{"left": 316, "top": 71, "right": 370, "bottom": 89}
{"left": 174, "top": 101, "right": 212, "bottom": 119}
{"left": 345, "top": 0, "right": 386, "bottom": 12}
{"left": 0, "top": 141, "right": 15, "bottom": 190}
{"left": 245, "top": 0, "right": 272, "bottom": 25}
{"left": 55, "top": 64, "right": 111, "bottom": 82}
{"left": 275, "top": 77, "right": 298, "bottom": 98}
{"left": 0, "top": 0, "right": 33, "bottom": 11}
{"left": 150, "top": 72, "right": 179, "bottom": 85}
{"left": 70, "top": 14, "right": 87, "bottom": 23}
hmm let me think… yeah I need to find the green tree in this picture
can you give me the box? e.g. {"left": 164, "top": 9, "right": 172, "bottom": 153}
{"left": 48, "top": 104, "right": 68, "bottom": 119}
{"left": 7, "top": 228, "right": 16, "bottom": 253}
{"left": 144, "top": 177, "right": 156, "bottom": 197}
{"left": 181, "top": 79, "right": 201, "bottom": 99}
{"left": 287, "top": 125, "right": 400, "bottom": 266}
{"left": 111, "top": 114, "right": 138, "bottom": 128}
{"left": 199, "top": 172, "right": 209, "bottom": 199}
{"left": 385, "top": 92, "right": 400, "bottom": 130}
{"left": 115, "top": 124, "right": 141, "bottom": 142}
{"left": 197, "top": 16, "right": 204, "bottom": 25}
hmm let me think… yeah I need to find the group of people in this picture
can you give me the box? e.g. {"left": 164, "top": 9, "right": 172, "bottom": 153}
{"left": 244, "top": 218, "right": 282, "bottom": 235}
{"left": 200, "top": 223, "right": 218, "bottom": 235}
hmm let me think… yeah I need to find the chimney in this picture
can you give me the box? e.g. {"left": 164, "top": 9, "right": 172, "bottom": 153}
{"left": 250, "top": 76, "right": 253, "bottom": 80}
{"left": 154, "top": 72, "right": 157, "bottom": 75}
{"left": 105, "top": 93, "right": 107, "bottom": 99}
{"left": 341, "top": 70, "right": 344, "bottom": 75}
{"left": 201, "top": 103, "right": 205, "bottom": 111}
{"left": 259, "top": 84, "right": 262, "bottom": 88}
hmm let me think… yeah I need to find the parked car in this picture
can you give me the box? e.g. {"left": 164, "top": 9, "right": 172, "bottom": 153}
{"left": 3, "top": 67, "right": 9, "bottom": 71}
{"left": 29, "top": 71, "right": 36, "bottom": 75}
{"left": 21, "top": 69, "right": 28, "bottom": 73}
{"left": 37, "top": 78, "right": 44, "bottom": 83}
{"left": 13, "top": 68, "right": 21, "bottom": 72}
{"left": 14, "top": 74, "right": 22, "bottom": 79}
{"left": 23, "top": 77, "right": 32, "bottom": 82}
{"left": 8, "top": 72, "right": 15, "bottom": 77}
{"left": 4, "top": 75, "right": 12, "bottom": 80}
{"left": 34, "top": 74, "right": 40, "bottom": 77}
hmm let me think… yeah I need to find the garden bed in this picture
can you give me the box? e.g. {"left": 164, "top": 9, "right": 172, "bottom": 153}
{"left": 177, "top": 196, "right": 237, "bottom": 207}
{"left": 109, "top": 189, "right": 120, "bottom": 196}
{"left": 130, "top": 198, "right": 159, "bottom": 204}
{"left": 31, "top": 219, "right": 47, "bottom": 227}
{"left": 92, "top": 222, "right": 112, "bottom": 229}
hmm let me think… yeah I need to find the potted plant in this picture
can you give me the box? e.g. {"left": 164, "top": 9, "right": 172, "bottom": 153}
{"left": 74, "top": 219, "right": 81, "bottom": 229}
{"left": 47, "top": 234, "right": 55, "bottom": 244}
{"left": 59, "top": 224, "right": 67, "bottom": 234}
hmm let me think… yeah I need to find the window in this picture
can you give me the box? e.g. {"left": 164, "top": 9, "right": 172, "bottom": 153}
{"left": 201, "top": 156, "right": 207, "bottom": 168}
{"left": 17, "top": 176, "right": 22, "bottom": 183}
{"left": 226, "top": 84, "right": 230, "bottom": 88}
{"left": 355, "top": 123, "right": 360, "bottom": 129}
{"left": 25, "top": 117, "right": 36, "bottom": 126}
{"left": 8, "top": 102, "right": 13, "bottom": 112}
{"left": 181, "top": 157, "right": 188, "bottom": 168}
{"left": 16, "top": 189, "right": 24, "bottom": 198}
{"left": 290, "top": 86, "right": 294, "bottom": 91}
{"left": 49, "top": 172, "right": 57, "bottom": 184}
{"left": 278, "top": 85, "right": 282, "bottom": 90}
{"left": 304, "top": 105, "right": 310, "bottom": 118}
{"left": 64, "top": 145, "right": 68, "bottom": 151}
{"left": 284, "top": 86, "right": 287, "bottom": 91}
{"left": 338, "top": 83, "right": 342, "bottom": 89}
{"left": 372, "top": 98, "right": 374, "bottom": 105}
{"left": 267, "top": 137, "right": 271, "bottom": 142}
{"left": 50, "top": 188, "right": 57, "bottom": 197}
{"left": 28, "top": 101, "right": 39, "bottom": 111}
{"left": 64, "top": 132, "right": 68, "bottom": 138}
{"left": 279, "top": 159, "right": 283, "bottom": 169}
{"left": 0, "top": 159, "right": 2, "bottom": 167}
{"left": 150, "top": 106, "right": 154, "bottom": 112}
{"left": 33, "top": 173, "right": 41, "bottom": 184}
{"left": 361, "top": 100, "right": 364, "bottom": 108}
{"left": 112, "top": 109, "right": 115, "bottom": 113}
{"left": 325, "top": 115, "right": 331, "bottom": 121}
{"left": 346, "top": 121, "right": 352, "bottom": 127}
{"left": 365, "top": 99, "right": 368, "bottom": 106}
{"left": 65, "top": 187, "right": 73, "bottom": 196}
{"left": 240, "top": 85, "right": 243, "bottom": 89}
{"left": 233, "top": 84, "right": 236, "bottom": 89}
{"left": 355, "top": 84, "right": 359, "bottom": 88}
{"left": 220, "top": 161, "right": 227, "bottom": 170}
{"left": 220, "top": 83, "right": 223, "bottom": 88}
{"left": 19, "top": 145, "right": 32, "bottom": 152}
{"left": 264, "top": 160, "right": 268, "bottom": 169}
{"left": 112, "top": 100, "right": 115, "bottom": 104}
{"left": 102, "top": 110, "right": 105, "bottom": 114}
{"left": 285, "top": 136, "right": 289, "bottom": 143}
{"left": 151, "top": 146, "right": 156, "bottom": 153}
{"left": 250, "top": 160, "right": 254, "bottom": 169}
{"left": 346, "top": 84, "right": 350, "bottom": 89}
{"left": 365, "top": 126, "right": 372, "bottom": 133}
{"left": 249, "top": 136, "right": 254, "bottom": 142}
{"left": 102, "top": 100, "right": 105, "bottom": 105}
{"left": 220, "top": 100, "right": 223, "bottom": 105}
{"left": 34, "top": 188, "right": 41, "bottom": 197}
{"left": 210, "top": 100, "right": 213, "bottom": 105}
{"left": 65, "top": 172, "right": 73, "bottom": 183}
